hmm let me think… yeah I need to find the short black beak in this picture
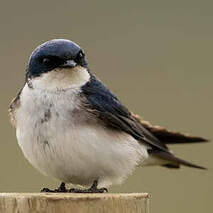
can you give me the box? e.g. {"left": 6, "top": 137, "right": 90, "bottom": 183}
{"left": 59, "top": 60, "right": 77, "bottom": 68}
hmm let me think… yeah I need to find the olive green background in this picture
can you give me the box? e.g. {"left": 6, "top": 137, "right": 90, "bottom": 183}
{"left": 0, "top": 1, "right": 212, "bottom": 212}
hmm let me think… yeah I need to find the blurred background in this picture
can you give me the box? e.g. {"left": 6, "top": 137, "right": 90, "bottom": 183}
{"left": 0, "top": 0, "right": 212, "bottom": 212}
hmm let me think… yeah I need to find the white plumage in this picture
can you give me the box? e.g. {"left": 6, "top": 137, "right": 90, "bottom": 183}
{"left": 15, "top": 68, "right": 149, "bottom": 187}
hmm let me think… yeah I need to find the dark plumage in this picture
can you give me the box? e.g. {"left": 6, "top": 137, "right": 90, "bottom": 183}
{"left": 133, "top": 115, "right": 208, "bottom": 144}
{"left": 26, "top": 39, "right": 88, "bottom": 79}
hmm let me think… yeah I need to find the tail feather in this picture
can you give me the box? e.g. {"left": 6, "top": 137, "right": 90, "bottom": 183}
{"left": 132, "top": 113, "right": 208, "bottom": 169}
{"left": 149, "top": 150, "right": 207, "bottom": 170}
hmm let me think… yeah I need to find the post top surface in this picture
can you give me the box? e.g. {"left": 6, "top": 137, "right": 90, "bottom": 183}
{"left": 0, "top": 192, "right": 150, "bottom": 200}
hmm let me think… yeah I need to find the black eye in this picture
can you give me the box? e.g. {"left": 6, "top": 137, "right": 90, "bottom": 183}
{"left": 78, "top": 51, "right": 84, "bottom": 58}
{"left": 74, "top": 51, "right": 84, "bottom": 64}
{"left": 76, "top": 51, "right": 84, "bottom": 59}
{"left": 42, "top": 58, "right": 52, "bottom": 66}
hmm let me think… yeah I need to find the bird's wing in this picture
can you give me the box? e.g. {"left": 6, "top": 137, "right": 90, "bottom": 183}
{"left": 81, "top": 75, "right": 207, "bottom": 169}
{"left": 81, "top": 75, "right": 169, "bottom": 152}
{"left": 132, "top": 114, "right": 208, "bottom": 144}
{"left": 9, "top": 88, "right": 23, "bottom": 127}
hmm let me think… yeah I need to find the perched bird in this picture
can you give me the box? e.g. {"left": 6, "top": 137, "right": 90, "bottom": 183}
{"left": 9, "top": 39, "right": 207, "bottom": 193}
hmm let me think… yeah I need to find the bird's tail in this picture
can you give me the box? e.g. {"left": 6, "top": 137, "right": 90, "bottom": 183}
{"left": 132, "top": 114, "right": 208, "bottom": 169}
{"left": 148, "top": 150, "right": 206, "bottom": 170}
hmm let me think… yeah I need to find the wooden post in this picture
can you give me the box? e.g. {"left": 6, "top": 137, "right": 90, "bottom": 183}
{"left": 0, "top": 193, "right": 150, "bottom": 213}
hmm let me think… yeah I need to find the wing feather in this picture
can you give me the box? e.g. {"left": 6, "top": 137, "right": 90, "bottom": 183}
{"left": 133, "top": 114, "right": 208, "bottom": 144}
{"left": 81, "top": 75, "right": 169, "bottom": 152}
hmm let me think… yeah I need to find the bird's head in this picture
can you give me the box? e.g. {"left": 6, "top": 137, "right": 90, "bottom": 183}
{"left": 26, "top": 39, "right": 90, "bottom": 91}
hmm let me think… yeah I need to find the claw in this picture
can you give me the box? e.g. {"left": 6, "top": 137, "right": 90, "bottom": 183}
{"left": 41, "top": 188, "right": 55, "bottom": 193}
{"left": 41, "top": 182, "right": 68, "bottom": 193}
{"left": 68, "top": 180, "right": 108, "bottom": 193}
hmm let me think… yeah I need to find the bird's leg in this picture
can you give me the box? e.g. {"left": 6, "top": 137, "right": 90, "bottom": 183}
{"left": 88, "top": 179, "right": 108, "bottom": 193}
{"left": 56, "top": 182, "right": 68, "bottom": 192}
{"left": 41, "top": 182, "right": 68, "bottom": 193}
{"left": 69, "top": 180, "right": 108, "bottom": 193}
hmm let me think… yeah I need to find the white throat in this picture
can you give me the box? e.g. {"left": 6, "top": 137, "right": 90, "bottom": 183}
{"left": 30, "top": 66, "right": 90, "bottom": 91}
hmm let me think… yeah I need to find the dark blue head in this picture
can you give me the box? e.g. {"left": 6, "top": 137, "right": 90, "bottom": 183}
{"left": 26, "top": 39, "right": 88, "bottom": 79}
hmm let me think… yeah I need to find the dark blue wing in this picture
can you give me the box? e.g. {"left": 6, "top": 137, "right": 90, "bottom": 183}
{"left": 81, "top": 74, "right": 169, "bottom": 152}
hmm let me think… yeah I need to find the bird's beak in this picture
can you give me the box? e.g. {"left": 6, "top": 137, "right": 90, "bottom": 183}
{"left": 59, "top": 60, "right": 77, "bottom": 68}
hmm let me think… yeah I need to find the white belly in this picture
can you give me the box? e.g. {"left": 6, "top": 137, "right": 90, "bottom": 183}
{"left": 16, "top": 84, "right": 149, "bottom": 187}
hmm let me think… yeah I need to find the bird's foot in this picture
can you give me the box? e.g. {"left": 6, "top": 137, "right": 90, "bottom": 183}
{"left": 69, "top": 187, "right": 108, "bottom": 193}
{"left": 69, "top": 180, "right": 108, "bottom": 193}
{"left": 41, "top": 182, "right": 68, "bottom": 193}
{"left": 41, "top": 180, "right": 108, "bottom": 193}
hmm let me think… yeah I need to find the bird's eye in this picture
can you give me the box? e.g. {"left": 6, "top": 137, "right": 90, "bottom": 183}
{"left": 74, "top": 51, "right": 84, "bottom": 65}
{"left": 42, "top": 58, "right": 52, "bottom": 66}
{"left": 78, "top": 52, "right": 84, "bottom": 58}
{"left": 77, "top": 51, "right": 84, "bottom": 59}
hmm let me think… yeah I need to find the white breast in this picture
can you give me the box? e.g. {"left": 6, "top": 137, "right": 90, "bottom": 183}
{"left": 15, "top": 81, "right": 149, "bottom": 187}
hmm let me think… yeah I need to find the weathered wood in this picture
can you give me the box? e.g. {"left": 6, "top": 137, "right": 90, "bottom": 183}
{"left": 0, "top": 193, "right": 150, "bottom": 213}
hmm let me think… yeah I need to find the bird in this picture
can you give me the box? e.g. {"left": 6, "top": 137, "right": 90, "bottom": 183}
{"left": 9, "top": 39, "right": 208, "bottom": 193}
